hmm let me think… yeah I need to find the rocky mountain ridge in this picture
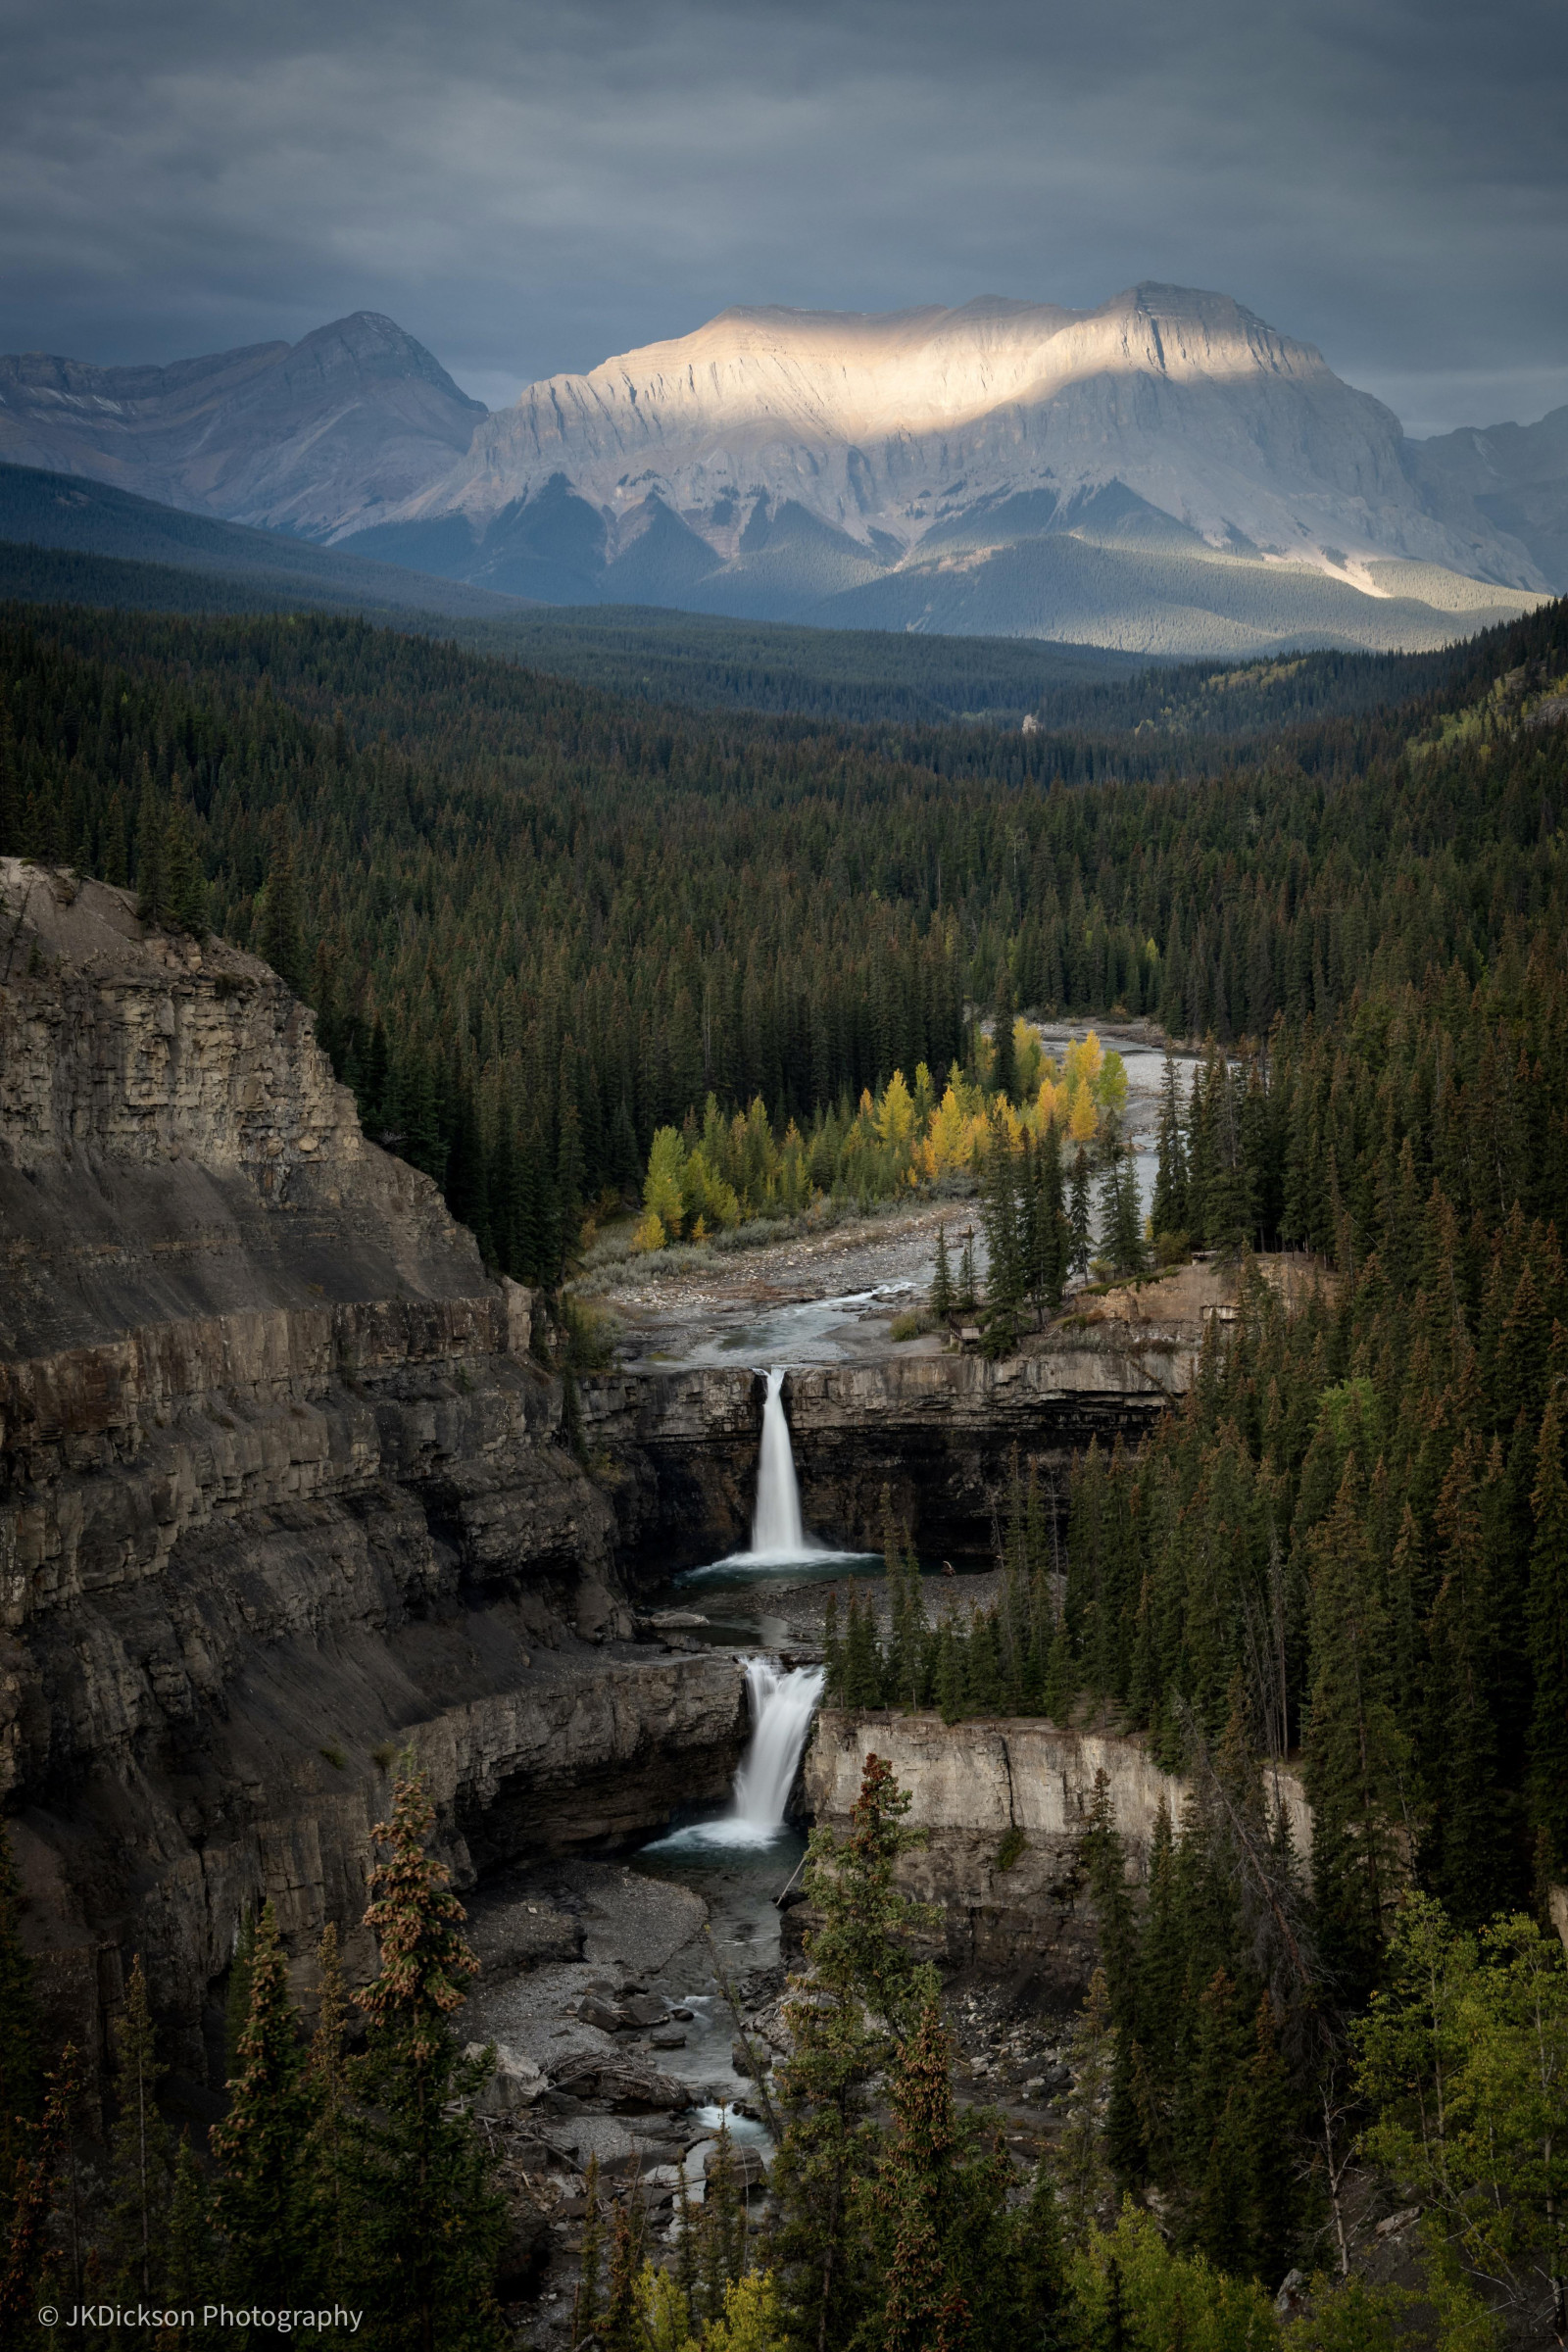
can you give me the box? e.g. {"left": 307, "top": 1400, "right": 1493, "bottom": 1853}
{"left": 4, "top": 287, "right": 1563, "bottom": 657}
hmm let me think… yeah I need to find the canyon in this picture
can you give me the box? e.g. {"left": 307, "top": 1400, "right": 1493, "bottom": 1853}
{"left": 0, "top": 857, "right": 1193, "bottom": 2119}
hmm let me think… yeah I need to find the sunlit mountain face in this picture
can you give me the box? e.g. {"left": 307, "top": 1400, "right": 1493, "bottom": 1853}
{"left": 3, "top": 284, "right": 1558, "bottom": 655}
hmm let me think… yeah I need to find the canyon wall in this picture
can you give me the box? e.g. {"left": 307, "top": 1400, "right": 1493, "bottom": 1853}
{"left": 0, "top": 861, "right": 747, "bottom": 2110}
{"left": 804, "top": 1708, "right": 1310, "bottom": 1996}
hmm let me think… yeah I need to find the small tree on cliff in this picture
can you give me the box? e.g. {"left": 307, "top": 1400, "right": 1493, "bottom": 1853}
{"left": 347, "top": 1760, "right": 505, "bottom": 2352}
{"left": 769, "top": 1752, "right": 936, "bottom": 2352}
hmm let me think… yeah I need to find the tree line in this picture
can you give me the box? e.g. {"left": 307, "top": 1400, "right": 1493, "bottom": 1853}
{"left": 2, "top": 599, "right": 1565, "bottom": 1293}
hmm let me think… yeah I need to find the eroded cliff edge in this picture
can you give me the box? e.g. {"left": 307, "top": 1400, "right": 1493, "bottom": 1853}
{"left": 0, "top": 861, "right": 746, "bottom": 2101}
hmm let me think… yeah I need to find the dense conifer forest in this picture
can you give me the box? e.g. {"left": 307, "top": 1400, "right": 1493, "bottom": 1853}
{"left": 3, "top": 589, "right": 1568, "bottom": 2347}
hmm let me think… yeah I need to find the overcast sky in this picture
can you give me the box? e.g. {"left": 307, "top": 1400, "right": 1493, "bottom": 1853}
{"left": 4, "top": 0, "right": 1566, "bottom": 438}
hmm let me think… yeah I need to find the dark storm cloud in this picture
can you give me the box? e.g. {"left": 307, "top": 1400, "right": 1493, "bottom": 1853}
{"left": 4, "top": 0, "right": 1565, "bottom": 433}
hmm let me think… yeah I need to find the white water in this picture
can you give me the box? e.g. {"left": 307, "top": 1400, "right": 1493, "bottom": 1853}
{"left": 748, "top": 1366, "right": 813, "bottom": 1558}
{"left": 648, "top": 1656, "right": 825, "bottom": 1852}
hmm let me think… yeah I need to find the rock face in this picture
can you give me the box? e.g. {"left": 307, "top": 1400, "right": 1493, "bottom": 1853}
{"left": 804, "top": 1709, "right": 1310, "bottom": 1991}
{"left": 585, "top": 1341, "right": 1185, "bottom": 1578}
{"left": 347, "top": 284, "right": 1544, "bottom": 654}
{"left": 0, "top": 859, "right": 746, "bottom": 2097}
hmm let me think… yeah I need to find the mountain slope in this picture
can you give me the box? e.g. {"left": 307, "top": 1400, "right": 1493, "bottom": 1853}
{"left": 344, "top": 284, "right": 1545, "bottom": 654}
{"left": 1410, "top": 406, "right": 1568, "bottom": 592}
{"left": 2, "top": 287, "right": 1556, "bottom": 656}
{"left": 0, "top": 463, "right": 531, "bottom": 619}
{"left": 0, "top": 312, "right": 484, "bottom": 539}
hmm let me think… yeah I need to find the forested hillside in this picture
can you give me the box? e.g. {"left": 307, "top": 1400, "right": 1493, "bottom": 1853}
{"left": 2, "top": 597, "right": 1565, "bottom": 1290}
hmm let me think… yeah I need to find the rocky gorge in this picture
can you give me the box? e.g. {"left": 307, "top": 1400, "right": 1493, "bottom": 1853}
{"left": 0, "top": 855, "right": 1228, "bottom": 2151}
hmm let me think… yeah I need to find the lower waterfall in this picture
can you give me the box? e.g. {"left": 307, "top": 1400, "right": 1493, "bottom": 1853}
{"left": 650, "top": 1655, "right": 825, "bottom": 1850}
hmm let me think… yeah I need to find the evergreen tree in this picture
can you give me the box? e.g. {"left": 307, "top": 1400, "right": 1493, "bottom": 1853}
{"left": 258, "top": 811, "right": 305, "bottom": 992}
{"left": 1057, "top": 1969, "right": 1114, "bottom": 2246}
{"left": 163, "top": 797, "right": 207, "bottom": 936}
{"left": 873, "top": 2003, "right": 973, "bottom": 2352}
{"left": 348, "top": 1763, "right": 506, "bottom": 2351}
{"left": 166, "top": 2133, "right": 222, "bottom": 2348}
{"left": 1068, "top": 1149, "right": 1094, "bottom": 1278}
{"left": 992, "top": 971, "right": 1017, "bottom": 1103}
{"left": 212, "top": 1901, "right": 318, "bottom": 2301}
{"left": 1151, "top": 1052, "right": 1189, "bottom": 1246}
{"left": 134, "top": 767, "right": 166, "bottom": 926}
{"left": 770, "top": 1754, "right": 936, "bottom": 2352}
{"left": 107, "top": 1954, "right": 173, "bottom": 2294}
{"left": 307, "top": 1921, "right": 353, "bottom": 2287}
{"left": 0, "top": 2047, "right": 79, "bottom": 2342}
{"left": 931, "top": 1225, "right": 954, "bottom": 1323}
{"left": 957, "top": 1231, "right": 978, "bottom": 1315}
{"left": 1301, "top": 1461, "right": 1409, "bottom": 1996}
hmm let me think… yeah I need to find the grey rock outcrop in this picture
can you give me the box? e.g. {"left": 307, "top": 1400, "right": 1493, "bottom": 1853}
{"left": 0, "top": 859, "right": 746, "bottom": 2092}
{"left": 804, "top": 1708, "right": 1309, "bottom": 1991}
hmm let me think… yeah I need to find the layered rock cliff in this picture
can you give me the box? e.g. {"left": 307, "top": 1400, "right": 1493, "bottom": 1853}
{"left": 584, "top": 1342, "right": 1184, "bottom": 1580}
{"left": 804, "top": 1709, "right": 1310, "bottom": 1993}
{"left": 0, "top": 860, "right": 746, "bottom": 2102}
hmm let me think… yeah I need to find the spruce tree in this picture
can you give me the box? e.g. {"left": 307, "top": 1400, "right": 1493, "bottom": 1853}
{"left": 931, "top": 1225, "right": 954, "bottom": 1323}
{"left": 307, "top": 1922, "right": 353, "bottom": 2289}
{"left": 258, "top": 810, "right": 305, "bottom": 992}
{"left": 874, "top": 2003, "right": 972, "bottom": 2352}
{"left": 1302, "top": 1460, "right": 1409, "bottom": 1996}
{"left": 1151, "top": 1052, "right": 1189, "bottom": 1245}
{"left": 163, "top": 798, "right": 207, "bottom": 936}
{"left": 0, "top": 2047, "right": 79, "bottom": 2342}
{"left": 348, "top": 1764, "right": 506, "bottom": 2351}
{"left": 992, "top": 971, "right": 1017, "bottom": 1103}
{"left": 1057, "top": 1970, "right": 1114, "bottom": 2246}
{"left": 167, "top": 2133, "right": 222, "bottom": 2348}
{"left": 212, "top": 1901, "right": 318, "bottom": 2302}
{"left": 770, "top": 1754, "right": 936, "bottom": 2352}
{"left": 107, "top": 1954, "right": 173, "bottom": 2295}
{"left": 134, "top": 767, "right": 167, "bottom": 926}
{"left": 1068, "top": 1149, "right": 1094, "bottom": 1278}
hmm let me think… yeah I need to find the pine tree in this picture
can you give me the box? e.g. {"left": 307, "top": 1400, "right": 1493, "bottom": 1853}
{"left": 770, "top": 1754, "right": 936, "bottom": 2352}
{"left": 107, "top": 1954, "right": 173, "bottom": 2294}
{"left": 348, "top": 1763, "right": 506, "bottom": 2351}
{"left": 134, "top": 766, "right": 167, "bottom": 926}
{"left": 874, "top": 2003, "right": 972, "bottom": 2352}
{"left": 166, "top": 2133, "right": 222, "bottom": 2347}
{"left": 1068, "top": 1149, "right": 1094, "bottom": 1278}
{"left": 1057, "top": 1969, "right": 1114, "bottom": 2246}
{"left": 258, "top": 810, "right": 305, "bottom": 992}
{"left": 0, "top": 2046, "right": 79, "bottom": 2342}
{"left": 992, "top": 971, "right": 1017, "bottom": 1104}
{"left": 212, "top": 1901, "right": 318, "bottom": 2301}
{"left": 932, "top": 1225, "right": 954, "bottom": 1323}
{"left": 163, "top": 798, "right": 207, "bottom": 936}
{"left": 307, "top": 1921, "right": 353, "bottom": 2287}
{"left": 957, "top": 1231, "right": 978, "bottom": 1315}
{"left": 0, "top": 1817, "right": 41, "bottom": 2230}
{"left": 1152, "top": 1052, "right": 1189, "bottom": 1246}
{"left": 1302, "top": 1460, "right": 1409, "bottom": 1996}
